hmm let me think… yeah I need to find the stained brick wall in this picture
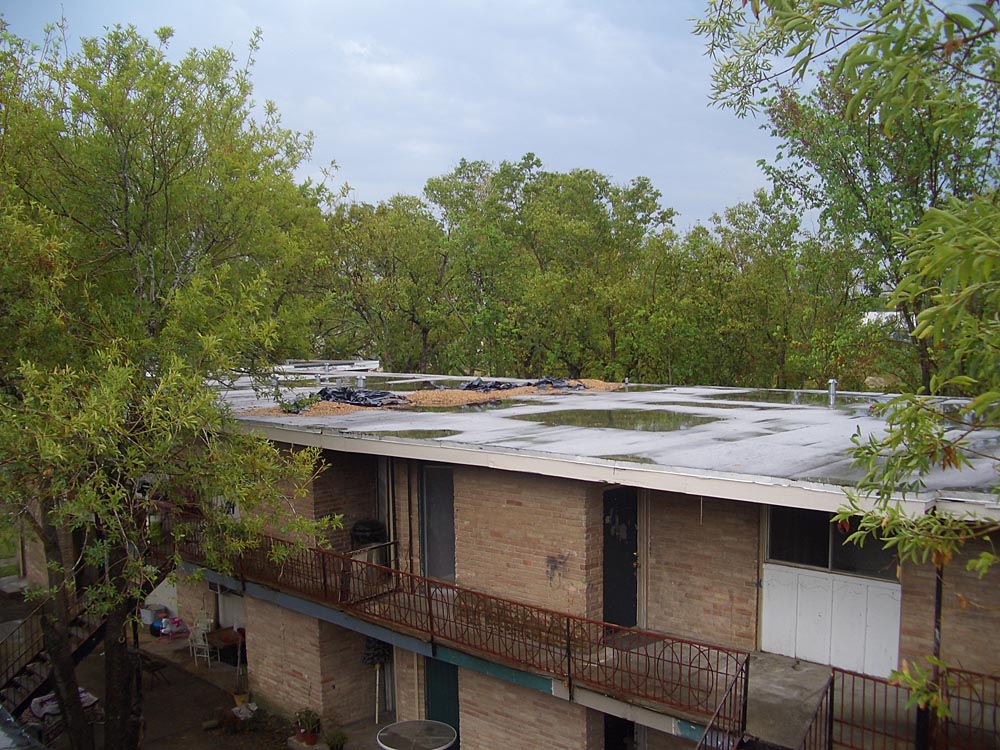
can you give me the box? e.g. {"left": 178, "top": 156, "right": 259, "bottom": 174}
{"left": 319, "top": 620, "right": 377, "bottom": 725}
{"left": 245, "top": 595, "right": 325, "bottom": 718}
{"left": 898, "top": 540, "right": 1000, "bottom": 675}
{"left": 458, "top": 668, "right": 600, "bottom": 750}
{"left": 314, "top": 450, "right": 378, "bottom": 552}
{"left": 645, "top": 492, "right": 760, "bottom": 650}
{"left": 453, "top": 467, "right": 603, "bottom": 617}
{"left": 393, "top": 647, "right": 425, "bottom": 721}
{"left": 243, "top": 595, "right": 379, "bottom": 727}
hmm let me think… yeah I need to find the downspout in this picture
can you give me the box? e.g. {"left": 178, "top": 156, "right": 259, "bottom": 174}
{"left": 389, "top": 458, "right": 399, "bottom": 569}
{"left": 407, "top": 460, "right": 416, "bottom": 575}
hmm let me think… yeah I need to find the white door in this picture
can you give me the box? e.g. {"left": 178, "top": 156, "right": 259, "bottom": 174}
{"left": 761, "top": 563, "right": 901, "bottom": 677}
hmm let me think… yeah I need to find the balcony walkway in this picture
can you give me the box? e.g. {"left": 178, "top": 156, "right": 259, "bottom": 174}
{"left": 171, "top": 520, "right": 748, "bottom": 744}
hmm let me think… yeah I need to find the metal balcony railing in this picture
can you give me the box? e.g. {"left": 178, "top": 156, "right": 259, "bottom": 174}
{"left": 942, "top": 668, "right": 1000, "bottom": 750}
{"left": 694, "top": 657, "right": 751, "bottom": 750}
{"left": 795, "top": 667, "right": 1000, "bottom": 750}
{"left": 167, "top": 514, "right": 750, "bottom": 729}
{"left": 798, "top": 675, "right": 833, "bottom": 750}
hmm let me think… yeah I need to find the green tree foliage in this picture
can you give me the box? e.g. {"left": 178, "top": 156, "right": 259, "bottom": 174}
{"left": 324, "top": 151, "right": 894, "bottom": 388}
{"left": 0, "top": 22, "right": 330, "bottom": 750}
{"left": 322, "top": 196, "right": 456, "bottom": 371}
{"left": 761, "top": 65, "right": 999, "bottom": 389}
{"left": 696, "top": 0, "right": 1000, "bottom": 710}
{"left": 619, "top": 189, "right": 879, "bottom": 388}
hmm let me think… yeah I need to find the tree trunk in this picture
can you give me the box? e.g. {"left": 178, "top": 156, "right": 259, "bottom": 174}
{"left": 102, "top": 538, "right": 144, "bottom": 750}
{"left": 38, "top": 513, "right": 95, "bottom": 750}
{"left": 102, "top": 604, "right": 143, "bottom": 750}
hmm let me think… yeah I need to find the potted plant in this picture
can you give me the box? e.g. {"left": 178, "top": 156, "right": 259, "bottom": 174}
{"left": 323, "top": 728, "right": 348, "bottom": 750}
{"left": 295, "top": 708, "right": 321, "bottom": 746}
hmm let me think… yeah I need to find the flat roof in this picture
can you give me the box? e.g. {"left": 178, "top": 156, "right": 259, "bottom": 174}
{"left": 226, "top": 371, "right": 1000, "bottom": 516}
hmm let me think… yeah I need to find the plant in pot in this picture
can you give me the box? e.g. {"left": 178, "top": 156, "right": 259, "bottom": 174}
{"left": 323, "top": 728, "right": 348, "bottom": 750}
{"left": 295, "top": 708, "right": 321, "bottom": 746}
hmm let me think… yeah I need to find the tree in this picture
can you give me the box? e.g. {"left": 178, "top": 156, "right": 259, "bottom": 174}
{"left": 322, "top": 196, "right": 454, "bottom": 372}
{"left": 0, "top": 22, "right": 330, "bottom": 750}
{"left": 761, "top": 65, "right": 999, "bottom": 390}
{"left": 696, "top": 0, "right": 1000, "bottom": 717}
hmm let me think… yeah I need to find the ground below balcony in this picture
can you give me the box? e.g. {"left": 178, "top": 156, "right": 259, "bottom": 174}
{"left": 135, "top": 629, "right": 396, "bottom": 749}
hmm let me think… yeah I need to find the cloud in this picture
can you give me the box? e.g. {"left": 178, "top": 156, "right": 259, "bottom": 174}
{"left": 2, "top": 0, "right": 776, "bottom": 225}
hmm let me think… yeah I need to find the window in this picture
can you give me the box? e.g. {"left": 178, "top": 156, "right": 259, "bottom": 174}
{"left": 767, "top": 506, "right": 896, "bottom": 580}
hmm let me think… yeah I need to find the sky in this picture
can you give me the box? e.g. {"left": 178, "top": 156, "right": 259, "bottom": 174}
{"left": 1, "top": 0, "right": 777, "bottom": 229}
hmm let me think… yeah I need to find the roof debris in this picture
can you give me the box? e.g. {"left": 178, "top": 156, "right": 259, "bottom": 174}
{"left": 316, "top": 386, "right": 410, "bottom": 408}
{"left": 457, "top": 376, "right": 586, "bottom": 392}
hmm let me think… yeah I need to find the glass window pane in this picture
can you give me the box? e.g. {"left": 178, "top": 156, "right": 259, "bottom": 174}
{"left": 831, "top": 517, "right": 897, "bottom": 580}
{"left": 768, "top": 506, "right": 829, "bottom": 568}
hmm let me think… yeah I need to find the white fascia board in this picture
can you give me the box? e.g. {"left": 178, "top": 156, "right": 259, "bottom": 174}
{"left": 934, "top": 499, "right": 1000, "bottom": 522}
{"left": 238, "top": 419, "right": 939, "bottom": 516}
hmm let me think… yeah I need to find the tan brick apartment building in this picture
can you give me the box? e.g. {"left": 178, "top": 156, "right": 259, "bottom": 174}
{"left": 26, "top": 368, "right": 1000, "bottom": 749}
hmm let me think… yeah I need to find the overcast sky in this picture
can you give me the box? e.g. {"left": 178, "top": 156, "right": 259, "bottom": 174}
{"left": 2, "top": 0, "right": 776, "bottom": 229}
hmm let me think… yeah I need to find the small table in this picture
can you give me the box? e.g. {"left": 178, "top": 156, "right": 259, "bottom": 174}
{"left": 205, "top": 626, "right": 243, "bottom": 649}
{"left": 376, "top": 720, "right": 457, "bottom": 750}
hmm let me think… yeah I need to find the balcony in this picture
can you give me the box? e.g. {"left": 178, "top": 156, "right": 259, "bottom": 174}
{"left": 168, "top": 516, "right": 749, "bottom": 741}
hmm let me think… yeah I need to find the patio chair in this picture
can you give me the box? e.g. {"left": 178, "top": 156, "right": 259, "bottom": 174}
{"left": 188, "top": 627, "right": 217, "bottom": 668}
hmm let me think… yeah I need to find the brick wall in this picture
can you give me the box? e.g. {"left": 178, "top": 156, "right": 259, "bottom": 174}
{"left": 175, "top": 573, "right": 216, "bottom": 627}
{"left": 314, "top": 450, "right": 378, "bottom": 552}
{"left": 318, "top": 620, "right": 377, "bottom": 725}
{"left": 244, "top": 595, "right": 379, "bottom": 727}
{"left": 899, "top": 540, "right": 1000, "bottom": 675}
{"left": 645, "top": 492, "right": 759, "bottom": 650}
{"left": 459, "top": 668, "right": 599, "bottom": 750}
{"left": 454, "top": 467, "right": 603, "bottom": 617}
{"left": 393, "top": 647, "right": 425, "bottom": 721}
{"left": 244, "top": 595, "right": 324, "bottom": 718}
{"left": 393, "top": 460, "right": 421, "bottom": 577}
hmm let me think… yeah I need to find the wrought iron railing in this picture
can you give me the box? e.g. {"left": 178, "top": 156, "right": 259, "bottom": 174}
{"left": 0, "top": 602, "right": 45, "bottom": 691}
{"left": 693, "top": 655, "right": 751, "bottom": 750}
{"left": 799, "top": 675, "right": 833, "bottom": 750}
{"left": 168, "top": 514, "right": 749, "bottom": 727}
{"left": 807, "top": 667, "right": 1000, "bottom": 750}
{"left": 0, "top": 596, "right": 92, "bottom": 713}
{"left": 832, "top": 669, "right": 916, "bottom": 750}
{"left": 940, "top": 668, "right": 1000, "bottom": 750}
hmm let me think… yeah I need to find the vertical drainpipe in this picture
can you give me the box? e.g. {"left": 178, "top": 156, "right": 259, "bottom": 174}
{"left": 827, "top": 378, "right": 838, "bottom": 408}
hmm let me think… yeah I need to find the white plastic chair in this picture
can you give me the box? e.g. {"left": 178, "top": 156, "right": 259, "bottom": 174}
{"left": 188, "top": 627, "right": 216, "bottom": 668}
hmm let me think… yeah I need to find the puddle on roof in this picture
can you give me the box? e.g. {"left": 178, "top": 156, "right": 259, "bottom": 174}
{"left": 641, "top": 400, "right": 751, "bottom": 410}
{"left": 617, "top": 384, "right": 669, "bottom": 393}
{"left": 512, "top": 409, "right": 718, "bottom": 431}
{"left": 365, "top": 429, "right": 462, "bottom": 439}
{"left": 703, "top": 390, "right": 880, "bottom": 409}
{"left": 599, "top": 454, "right": 656, "bottom": 464}
{"left": 409, "top": 400, "right": 528, "bottom": 413}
